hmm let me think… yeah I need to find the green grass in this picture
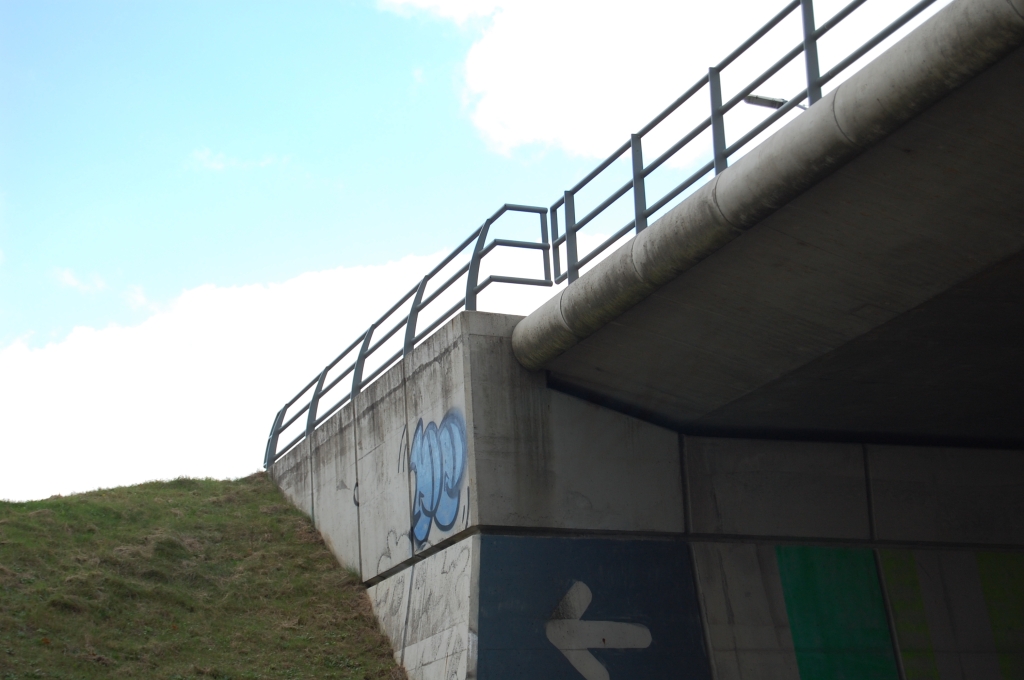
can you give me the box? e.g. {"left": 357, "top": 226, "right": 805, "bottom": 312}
{"left": 0, "top": 473, "right": 403, "bottom": 680}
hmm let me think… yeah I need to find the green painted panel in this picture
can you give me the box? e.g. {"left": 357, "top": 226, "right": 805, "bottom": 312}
{"left": 776, "top": 545, "right": 899, "bottom": 680}
{"left": 878, "top": 549, "right": 940, "bottom": 680}
{"left": 977, "top": 551, "right": 1024, "bottom": 680}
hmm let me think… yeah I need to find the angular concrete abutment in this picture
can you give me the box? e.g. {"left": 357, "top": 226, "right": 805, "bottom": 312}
{"left": 269, "top": 312, "right": 1024, "bottom": 679}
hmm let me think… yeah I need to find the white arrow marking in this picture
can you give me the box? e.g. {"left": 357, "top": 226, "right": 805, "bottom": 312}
{"left": 545, "top": 581, "right": 652, "bottom": 680}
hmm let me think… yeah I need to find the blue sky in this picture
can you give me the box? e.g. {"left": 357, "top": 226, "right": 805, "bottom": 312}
{"left": 0, "top": 0, "right": 602, "bottom": 348}
{"left": 0, "top": 0, "right": 951, "bottom": 500}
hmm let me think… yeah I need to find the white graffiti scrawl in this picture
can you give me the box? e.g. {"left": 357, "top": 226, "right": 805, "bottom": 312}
{"left": 409, "top": 410, "right": 467, "bottom": 547}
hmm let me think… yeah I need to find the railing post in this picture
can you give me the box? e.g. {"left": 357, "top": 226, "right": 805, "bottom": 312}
{"left": 305, "top": 368, "right": 328, "bottom": 438}
{"left": 404, "top": 276, "right": 429, "bottom": 355}
{"left": 801, "top": 0, "right": 822, "bottom": 104}
{"left": 564, "top": 191, "right": 580, "bottom": 283}
{"left": 351, "top": 324, "right": 375, "bottom": 400}
{"left": 550, "top": 205, "right": 563, "bottom": 280}
{"left": 264, "top": 408, "right": 285, "bottom": 469}
{"left": 539, "top": 211, "right": 552, "bottom": 283}
{"left": 631, "top": 134, "right": 648, "bottom": 233}
{"left": 465, "top": 219, "right": 492, "bottom": 311}
{"left": 709, "top": 67, "right": 727, "bottom": 175}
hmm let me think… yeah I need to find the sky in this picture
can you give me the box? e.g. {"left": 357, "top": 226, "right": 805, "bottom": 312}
{"left": 0, "top": 0, "right": 951, "bottom": 501}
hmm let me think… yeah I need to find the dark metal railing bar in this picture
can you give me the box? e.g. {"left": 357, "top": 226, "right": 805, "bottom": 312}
{"left": 709, "top": 67, "right": 728, "bottom": 174}
{"left": 550, "top": 203, "right": 563, "bottom": 280}
{"left": 412, "top": 298, "right": 468, "bottom": 345}
{"left": 716, "top": 0, "right": 801, "bottom": 70}
{"left": 802, "top": 0, "right": 823, "bottom": 104}
{"left": 264, "top": 408, "right": 286, "bottom": 467}
{"left": 278, "top": 402, "right": 311, "bottom": 432}
{"left": 363, "top": 314, "right": 410, "bottom": 358}
{"left": 644, "top": 160, "right": 716, "bottom": 217}
{"left": 313, "top": 394, "right": 352, "bottom": 429}
{"left": 475, "top": 275, "right": 553, "bottom": 292}
{"left": 563, "top": 192, "right": 580, "bottom": 283}
{"left": 632, "top": 134, "right": 648, "bottom": 233}
{"left": 502, "top": 203, "right": 548, "bottom": 214}
{"left": 721, "top": 43, "right": 805, "bottom": 115}
{"left": 814, "top": 0, "right": 870, "bottom": 39}
{"left": 554, "top": 271, "right": 568, "bottom": 284}
{"left": 574, "top": 179, "right": 634, "bottom": 232}
{"left": 570, "top": 141, "right": 632, "bottom": 194}
{"left": 403, "top": 276, "right": 429, "bottom": 356}
{"left": 635, "top": 75, "right": 711, "bottom": 138}
{"left": 417, "top": 262, "right": 471, "bottom": 311}
{"left": 817, "top": 0, "right": 937, "bottom": 88}
{"left": 283, "top": 374, "right": 321, "bottom": 410}
{"left": 575, "top": 220, "right": 637, "bottom": 270}
{"left": 539, "top": 211, "right": 552, "bottom": 282}
{"left": 421, "top": 229, "right": 482, "bottom": 281}
{"left": 725, "top": 89, "right": 808, "bottom": 157}
{"left": 305, "top": 368, "right": 329, "bottom": 436}
{"left": 350, "top": 323, "right": 377, "bottom": 399}
{"left": 319, "top": 363, "right": 356, "bottom": 398}
{"left": 480, "top": 239, "right": 550, "bottom": 259}
{"left": 358, "top": 347, "right": 404, "bottom": 389}
{"left": 276, "top": 432, "right": 306, "bottom": 460}
{"left": 643, "top": 116, "right": 713, "bottom": 177}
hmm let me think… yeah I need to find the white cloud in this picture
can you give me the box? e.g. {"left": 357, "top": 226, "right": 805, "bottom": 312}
{"left": 0, "top": 234, "right": 620, "bottom": 501}
{"left": 387, "top": 0, "right": 952, "bottom": 163}
{"left": 191, "top": 148, "right": 276, "bottom": 171}
{"left": 56, "top": 268, "right": 106, "bottom": 293}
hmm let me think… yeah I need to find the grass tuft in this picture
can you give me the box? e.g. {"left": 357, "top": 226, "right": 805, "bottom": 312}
{"left": 0, "top": 472, "right": 403, "bottom": 679}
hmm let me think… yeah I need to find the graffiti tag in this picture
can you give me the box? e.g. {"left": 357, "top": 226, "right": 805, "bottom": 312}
{"left": 409, "top": 410, "right": 467, "bottom": 546}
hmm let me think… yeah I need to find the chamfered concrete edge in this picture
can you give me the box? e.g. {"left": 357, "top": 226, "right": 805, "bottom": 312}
{"left": 511, "top": 0, "right": 1024, "bottom": 371}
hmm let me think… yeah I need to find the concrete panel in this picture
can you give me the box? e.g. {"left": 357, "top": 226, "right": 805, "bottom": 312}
{"left": 311, "top": 401, "right": 361, "bottom": 574}
{"left": 268, "top": 439, "right": 311, "bottom": 517}
{"left": 405, "top": 315, "right": 473, "bottom": 552}
{"left": 368, "top": 537, "right": 477, "bottom": 678}
{"left": 356, "top": 364, "right": 413, "bottom": 580}
{"left": 368, "top": 564, "right": 413, "bottom": 664}
{"left": 869, "top": 445, "right": 1024, "bottom": 545}
{"left": 775, "top": 546, "right": 899, "bottom": 679}
{"left": 691, "top": 542, "right": 799, "bottom": 680}
{"left": 915, "top": 551, "right": 1001, "bottom": 679}
{"left": 476, "top": 534, "right": 710, "bottom": 680}
{"left": 402, "top": 537, "right": 476, "bottom": 680}
{"left": 686, "top": 437, "right": 869, "bottom": 539}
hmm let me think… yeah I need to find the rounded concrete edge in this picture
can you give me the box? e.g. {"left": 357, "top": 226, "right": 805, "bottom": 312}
{"left": 559, "top": 238, "right": 659, "bottom": 339}
{"left": 715, "top": 89, "right": 860, "bottom": 228}
{"left": 834, "top": 0, "right": 1024, "bottom": 147}
{"left": 510, "top": 0, "right": 1024, "bottom": 372}
{"left": 511, "top": 290, "right": 580, "bottom": 370}
{"left": 632, "top": 177, "right": 743, "bottom": 287}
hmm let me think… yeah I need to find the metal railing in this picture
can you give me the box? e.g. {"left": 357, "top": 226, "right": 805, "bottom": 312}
{"left": 265, "top": 0, "right": 940, "bottom": 467}
{"left": 264, "top": 204, "right": 550, "bottom": 467}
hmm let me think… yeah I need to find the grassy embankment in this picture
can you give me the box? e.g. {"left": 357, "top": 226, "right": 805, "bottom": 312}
{"left": 0, "top": 473, "right": 402, "bottom": 679}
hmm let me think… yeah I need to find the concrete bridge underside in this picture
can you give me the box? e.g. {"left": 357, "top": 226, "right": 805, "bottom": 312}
{"left": 531, "top": 41, "right": 1024, "bottom": 447}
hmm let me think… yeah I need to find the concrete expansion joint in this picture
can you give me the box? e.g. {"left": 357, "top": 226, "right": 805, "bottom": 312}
{"left": 709, "top": 175, "right": 737, "bottom": 230}
{"left": 830, "top": 86, "right": 856, "bottom": 148}
{"left": 554, "top": 290, "right": 579, "bottom": 340}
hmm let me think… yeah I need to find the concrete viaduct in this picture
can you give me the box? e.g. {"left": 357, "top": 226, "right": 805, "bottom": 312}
{"left": 268, "top": 0, "right": 1024, "bottom": 678}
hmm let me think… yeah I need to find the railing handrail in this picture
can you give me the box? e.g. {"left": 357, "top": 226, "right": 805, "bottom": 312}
{"left": 265, "top": 0, "right": 939, "bottom": 467}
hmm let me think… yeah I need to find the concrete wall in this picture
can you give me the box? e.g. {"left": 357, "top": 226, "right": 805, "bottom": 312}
{"left": 269, "top": 311, "right": 1024, "bottom": 680}
{"left": 271, "top": 311, "right": 684, "bottom": 583}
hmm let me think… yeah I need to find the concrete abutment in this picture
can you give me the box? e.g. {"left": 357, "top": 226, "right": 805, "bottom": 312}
{"left": 269, "top": 311, "right": 1024, "bottom": 679}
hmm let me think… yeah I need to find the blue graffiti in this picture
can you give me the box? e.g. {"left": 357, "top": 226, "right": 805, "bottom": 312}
{"left": 410, "top": 410, "right": 467, "bottom": 545}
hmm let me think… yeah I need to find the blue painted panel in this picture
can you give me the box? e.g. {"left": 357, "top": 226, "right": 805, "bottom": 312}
{"left": 477, "top": 535, "right": 710, "bottom": 680}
